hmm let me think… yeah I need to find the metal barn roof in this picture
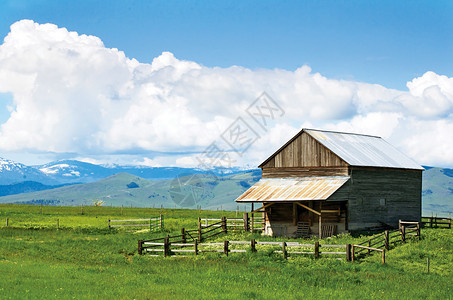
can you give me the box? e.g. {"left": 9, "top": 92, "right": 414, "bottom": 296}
{"left": 305, "top": 129, "right": 424, "bottom": 170}
{"left": 236, "top": 176, "right": 350, "bottom": 202}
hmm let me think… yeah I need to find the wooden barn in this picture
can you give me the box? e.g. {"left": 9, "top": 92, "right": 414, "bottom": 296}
{"left": 235, "top": 129, "right": 424, "bottom": 238}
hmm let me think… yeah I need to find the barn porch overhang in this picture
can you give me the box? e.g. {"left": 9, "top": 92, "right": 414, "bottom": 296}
{"left": 235, "top": 176, "right": 350, "bottom": 203}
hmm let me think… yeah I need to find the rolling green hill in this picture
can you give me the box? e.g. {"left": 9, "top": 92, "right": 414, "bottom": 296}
{"left": 0, "top": 167, "right": 451, "bottom": 215}
{"left": 0, "top": 171, "right": 261, "bottom": 211}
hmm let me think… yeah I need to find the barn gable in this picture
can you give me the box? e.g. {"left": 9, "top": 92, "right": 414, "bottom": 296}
{"left": 259, "top": 131, "right": 347, "bottom": 168}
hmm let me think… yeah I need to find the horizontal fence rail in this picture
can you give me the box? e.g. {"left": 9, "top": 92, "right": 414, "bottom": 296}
{"left": 138, "top": 238, "right": 352, "bottom": 260}
{"left": 352, "top": 244, "right": 385, "bottom": 264}
{"left": 109, "top": 214, "right": 163, "bottom": 231}
{"left": 421, "top": 216, "right": 451, "bottom": 229}
{"left": 200, "top": 213, "right": 265, "bottom": 233}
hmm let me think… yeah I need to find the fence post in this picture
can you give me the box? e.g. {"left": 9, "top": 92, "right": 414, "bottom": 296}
{"left": 401, "top": 225, "right": 406, "bottom": 243}
{"left": 198, "top": 217, "right": 202, "bottom": 241}
{"left": 108, "top": 219, "right": 111, "bottom": 229}
{"left": 243, "top": 213, "right": 249, "bottom": 232}
{"left": 251, "top": 213, "right": 254, "bottom": 233}
{"left": 224, "top": 240, "right": 229, "bottom": 256}
{"left": 138, "top": 240, "right": 143, "bottom": 255}
{"left": 430, "top": 216, "right": 433, "bottom": 228}
{"left": 251, "top": 239, "right": 256, "bottom": 253}
{"left": 194, "top": 239, "right": 198, "bottom": 256}
{"left": 384, "top": 230, "right": 389, "bottom": 250}
{"left": 427, "top": 257, "right": 429, "bottom": 273}
{"left": 222, "top": 216, "right": 227, "bottom": 234}
{"left": 352, "top": 245, "right": 356, "bottom": 262}
{"left": 417, "top": 223, "right": 420, "bottom": 240}
{"left": 314, "top": 241, "right": 319, "bottom": 259}
{"left": 164, "top": 237, "right": 170, "bottom": 257}
{"left": 368, "top": 240, "right": 371, "bottom": 255}
{"left": 346, "top": 244, "right": 352, "bottom": 262}
{"left": 181, "top": 228, "right": 186, "bottom": 243}
{"left": 382, "top": 249, "right": 385, "bottom": 264}
{"left": 282, "top": 242, "right": 287, "bottom": 259}
{"left": 160, "top": 214, "right": 163, "bottom": 229}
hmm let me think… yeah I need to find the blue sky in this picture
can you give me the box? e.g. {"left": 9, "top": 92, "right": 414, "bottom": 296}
{"left": 1, "top": 0, "right": 451, "bottom": 89}
{"left": 0, "top": 1, "right": 452, "bottom": 167}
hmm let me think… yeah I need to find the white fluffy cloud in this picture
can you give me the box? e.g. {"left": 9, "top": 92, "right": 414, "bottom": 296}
{"left": 0, "top": 20, "right": 452, "bottom": 167}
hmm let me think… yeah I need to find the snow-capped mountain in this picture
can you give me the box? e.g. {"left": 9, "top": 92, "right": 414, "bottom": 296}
{"left": 37, "top": 160, "right": 115, "bottom": 183}
{"left": 35, "top": 160, "right": 251, "bottom": 184}
{"left": 1, "top": 157, "right": 256, "bottom": 187}
{"left": 0, "top": 157, "right": 57, "bottom": 185}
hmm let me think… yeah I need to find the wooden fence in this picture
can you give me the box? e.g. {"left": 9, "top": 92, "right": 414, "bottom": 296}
{"left": 200, "top": 213, "right": 265, "bottom": 233}
{"left": 108, "top": 214, "right": 163, "bottom": 231}
{"left": 138, "top": 220, "right": 423, "bottom": 264}
{"left": 351, "top": 220, "right": 422, "bottom": 263}
{"left": 139, "top": 238, "right": 352, "bottom": 260}
{"left": 421, "top": 216, "right": 451, "bottom": 229}
{"left": 138, "top": 218, "right": 227, "bottom": 254}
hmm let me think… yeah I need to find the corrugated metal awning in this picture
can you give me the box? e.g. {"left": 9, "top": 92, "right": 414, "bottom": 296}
{"left": 235, "top": 176, "right": 350, "bottom": 202}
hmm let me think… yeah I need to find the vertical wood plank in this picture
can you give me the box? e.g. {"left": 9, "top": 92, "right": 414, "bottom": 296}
{"left": 314, "top": 241, "right": 319, "bottom": 259}
{"left": 198, "top": 217, "right": 202, "bottom": 241}
{"left": 181, "top": 228, "right": 186, "bottom": 243}
{"left": 384, "top": 230, "right": 389, "bottom": 250}
{"left": 243, "top": 213, "right": 249, "bottom": 232}
{"left": 282, "top": 242, "right": 287, "bottom": 259}
{"left": 346, "top": 244, "right": 352, "bottom": 262}
{"left": 164, "top": 237, "right": 169, "bottom": 257}
{"left": 224, "top": 240, "right": 229, "bottom": 256}
{"left": 138, "top": 240, "right": 143, "bottom": 255}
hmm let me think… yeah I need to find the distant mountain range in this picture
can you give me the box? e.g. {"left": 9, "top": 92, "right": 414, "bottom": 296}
{"left": 0, "top": 158, "right": 58, "bottom": 185}
{"left": 0, "top": 157, "right": 451, "bottom": 214}
{"left": 35, "top": 159, "right": 246, "bottom": 183}
{"left": 0, "top": 170, "right": 261, "bottom": 211}
{"left": 0, "top": 157, "right": 247, "bottom": 185}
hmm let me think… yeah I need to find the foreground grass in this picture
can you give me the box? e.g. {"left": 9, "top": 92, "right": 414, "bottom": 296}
{"left": 0, "top": 205, "right": 452, "bottom": 299}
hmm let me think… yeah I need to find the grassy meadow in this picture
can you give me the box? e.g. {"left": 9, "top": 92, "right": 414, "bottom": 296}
{"left": 0, "top": 204, "right": 452, "bottom": 299}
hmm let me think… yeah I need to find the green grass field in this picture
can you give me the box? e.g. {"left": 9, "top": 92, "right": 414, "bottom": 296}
{"left": 0, "top": 205, "right": 452, "bottom": 299}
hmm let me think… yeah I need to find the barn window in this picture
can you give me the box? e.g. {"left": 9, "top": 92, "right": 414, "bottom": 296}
{"left": 380, "top": 198, "right": 386, "bottom": 206}
{"left": 357, "top": 197, "right": 363, "bottom": 205}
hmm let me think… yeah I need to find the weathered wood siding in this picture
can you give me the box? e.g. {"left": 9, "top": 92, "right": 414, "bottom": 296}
{"left": 262, "top": 167, "right": 349, "bottom": 178}
{"left": 262, "top": 132, "right": 347, "bottom": 169}
{"left": 347, "top": 168, "right": 422, "bottom": 230}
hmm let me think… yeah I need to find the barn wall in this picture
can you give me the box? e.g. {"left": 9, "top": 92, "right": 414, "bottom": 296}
{"left": 262, "top": 132, "right": 348, "bottom": 169}
{"left": 347, "top": 168, "right": 422, "bottom": 230}
{"left": 261, "top": 167, "right": 349, "bottom": 178}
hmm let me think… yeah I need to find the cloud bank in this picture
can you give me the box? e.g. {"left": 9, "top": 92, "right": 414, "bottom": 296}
{"left": 0, "top": 20, "right": 452, "bottom": 167}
